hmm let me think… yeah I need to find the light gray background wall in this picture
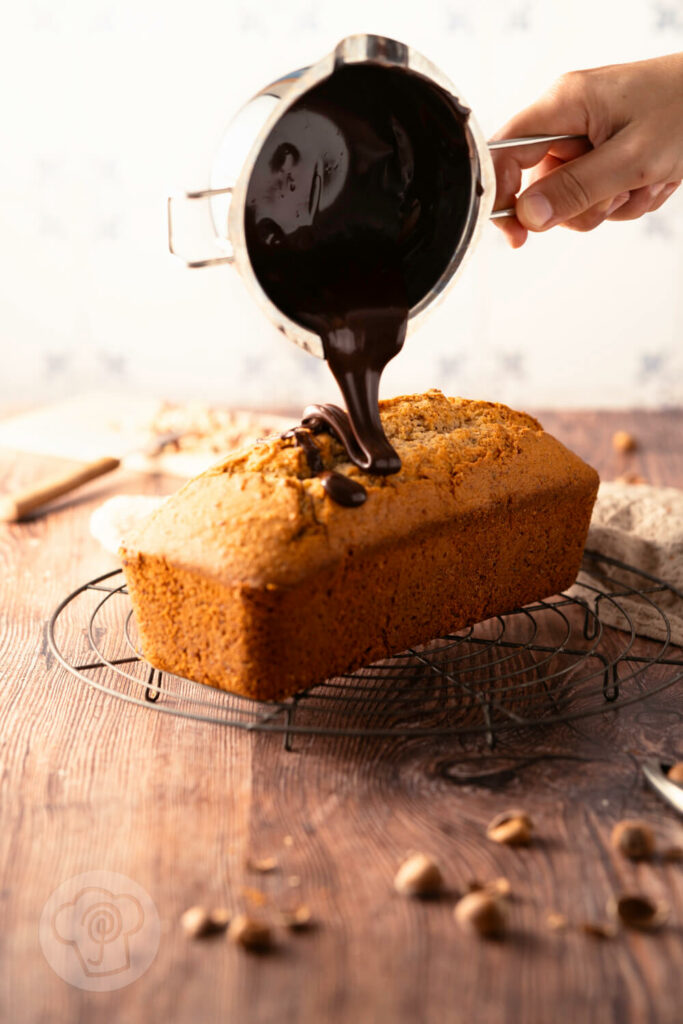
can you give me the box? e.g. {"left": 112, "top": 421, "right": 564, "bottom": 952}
{"left": 2, "top": 0, "right": 682, "bottom": 411}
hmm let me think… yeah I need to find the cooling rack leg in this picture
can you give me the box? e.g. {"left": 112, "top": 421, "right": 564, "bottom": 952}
{"left": 145, "top": 667, "right": 163, "bottom": 703}
{"left": 478, "top": 696, "right": 495, "bottom": 750}
{"left": 582, "top": 595, "right": 603, "bottom": 641}
{"left": 282, "top": 698, "right": 299, "bottom": 752}
{"left": 603, "top": 661, "right": 620, "bottom": 702}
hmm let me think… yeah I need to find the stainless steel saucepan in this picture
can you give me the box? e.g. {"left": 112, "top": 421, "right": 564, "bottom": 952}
{"left": 167, "top": 34, "right": 579, "bottom": 359}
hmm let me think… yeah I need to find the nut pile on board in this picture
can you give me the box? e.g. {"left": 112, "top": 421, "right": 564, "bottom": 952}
{"left": 181, "top": 843, "right": 316, "bottom": 953}
{"left": 180, "top": 801, "right": 679, "bottom": 952}
{"left": 389, "top": 806, "right": 679, "bottom": 943}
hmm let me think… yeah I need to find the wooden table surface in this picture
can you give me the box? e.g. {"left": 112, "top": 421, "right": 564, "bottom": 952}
{"left": 1, "top": 408, "right": 682, "bottom": 1024}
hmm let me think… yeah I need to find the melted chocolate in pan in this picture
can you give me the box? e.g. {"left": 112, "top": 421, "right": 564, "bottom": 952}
{"left": 247, "top": 64, "right": 473, "bottom": 496}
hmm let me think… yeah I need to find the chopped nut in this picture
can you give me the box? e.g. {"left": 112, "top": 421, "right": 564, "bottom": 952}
{"left": 612, "top": 430, "right": 637, "bottom": 454}
{"left": 546, "top": 912, "right": 568, "bottom": 932}
{"left": 454, "top": 891, "right": 507, "bottom": 938}
{"left": 287, "top": 875, "right": 302, "bottom": 888}
{"left": 489, "top": 876, "right": 512, "bottom": 898}
{"left": 280, "top": 905, "right": 313, "bottom": 931}
{"left": 580, "top": 920, "right": 617, "bottom": 939}
{"left": 242, "top": 887, "right": 268, "bottom": 907}
{"left": 661, "top": 846, "right": 683, "bottom": 863}
{"left": 246, "top": 856, "right": 278, "bottom": 874}
{"left": 615, "top": 471, "right": 646, "bottom": 485}
{"left": 181, "top": 906, "right": 213, "bottom": 938}
{"left": 611, "top": 819, "right": 655, "bottom": 861}
{"left": 283, "top": 835, "right": 295, "bottom": 847}
{"left": 393, "top": 853, "right": 443, "bottom": 898}
{"left": 486, "top": 809, "right": 533, "bottom": 846}
{"left": 228, "top": 913, "right": 273, "bottom": 951}
{"left": 667, "top": 762, "right": 683, "bottom": 784}
{"left": 611, "top": 894, "right": 669, "bottom": 932}
{"left": 468, "top": 877, "right": 512, "bottom": 898}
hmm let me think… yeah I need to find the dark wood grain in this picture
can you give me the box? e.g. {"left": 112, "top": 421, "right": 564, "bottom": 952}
{"left": 1, "top": 410, "right": 682, "bottom": 1024}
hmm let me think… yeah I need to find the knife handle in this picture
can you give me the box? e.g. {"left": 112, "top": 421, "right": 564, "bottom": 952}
{"left": 0, "top": 456, "right": 121, "bottom": 522}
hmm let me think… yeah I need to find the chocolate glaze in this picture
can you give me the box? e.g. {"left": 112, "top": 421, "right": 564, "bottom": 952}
{"left": 246, "top": 64, "right": 474, "bottom": 479}
{"left": 291, "top": 426, "right": 323, "bottom": 474}
{"left": 285, "top": 422, "right": 367, "bottom": 507}
{"left": 302, "top": 402, "right": 366, "bottom": 466}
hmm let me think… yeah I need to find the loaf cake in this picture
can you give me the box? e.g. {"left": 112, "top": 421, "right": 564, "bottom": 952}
{"left": 120, "top": 390, "right": 599, "bottom": 700}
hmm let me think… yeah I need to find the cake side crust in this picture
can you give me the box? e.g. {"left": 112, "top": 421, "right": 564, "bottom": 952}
{"left": 123, "top": 478, "right": 597, "bottom": 701}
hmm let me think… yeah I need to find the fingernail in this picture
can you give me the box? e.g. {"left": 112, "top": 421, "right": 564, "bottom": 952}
{"left": 649, "top": 182, "right": 665, "bottom": 199}
{"left": 517, "top": 192, "right": 554, "bottom": 229}
{"left": 606, "top": 192, "right": 630, "bottom": 216}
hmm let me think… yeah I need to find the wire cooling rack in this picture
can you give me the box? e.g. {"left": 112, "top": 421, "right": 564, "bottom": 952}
{"left": 47, "top": 550, "right": 683, "bottom": 747}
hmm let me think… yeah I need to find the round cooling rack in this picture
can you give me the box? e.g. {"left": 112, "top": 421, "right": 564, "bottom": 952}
{"left": 47, "top": 550, "right": 683, "bottom": 746}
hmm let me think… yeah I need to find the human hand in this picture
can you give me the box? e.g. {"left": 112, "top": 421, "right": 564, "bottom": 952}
{"left": 491, "top": 53, "right": 683, "bottom": 247}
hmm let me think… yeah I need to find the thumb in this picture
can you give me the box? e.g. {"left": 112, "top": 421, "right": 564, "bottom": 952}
{"left": 515, "top": 132, "right": 637, "bottom": 230}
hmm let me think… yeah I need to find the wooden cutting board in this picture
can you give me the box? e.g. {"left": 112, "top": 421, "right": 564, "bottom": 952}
{"left": 0, "top": 393, "right": 294, "bottom": 479}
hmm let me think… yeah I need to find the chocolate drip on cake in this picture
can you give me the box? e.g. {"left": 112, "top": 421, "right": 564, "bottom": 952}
{"left": 290, "top": 426, "right": 324, "bottom": 475}
{"left": 319, "top": 470, "right": 366, "bottom": 507}
{"left": 301, "top": 403, "right": 365, "bottom": 467}
{"left": 284, "top": 423, "right": 367, "bottom": 508}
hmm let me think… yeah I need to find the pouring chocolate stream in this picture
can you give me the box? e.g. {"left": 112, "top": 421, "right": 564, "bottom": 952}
{"left": 245, "top": 63, "right": 472, "bottom": 485}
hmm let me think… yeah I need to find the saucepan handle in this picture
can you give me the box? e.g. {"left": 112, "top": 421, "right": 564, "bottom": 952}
{"left": 487, "top": 134, "right": 586, "bottom": 219}
{"left": 167, "top": 187, "right": 235, "bottom": 268}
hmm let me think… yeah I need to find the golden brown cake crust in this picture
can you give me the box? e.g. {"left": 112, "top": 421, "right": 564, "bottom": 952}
{"left": 120, "top": 391, "right": 599, "bottom": 700}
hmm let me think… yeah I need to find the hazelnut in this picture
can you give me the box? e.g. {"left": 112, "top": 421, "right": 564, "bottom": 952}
{"left": 611, "top": 819, "right": 655, "bottom": 860}
{"left": 454, "top": 891, "right": 507, "bottom": 938}
{"left": 394, "top": 853, "right": 443, "bottom": 898}
{"left": 667, "top": 762, "right": 683, "bottom": 784}
{"left": 612, "top": 430, "right": 637, "bottom": 454}
{"left": 181, "top": 905, "right": 231, "bottom": 938}
{"left": 546, "top": 912, "right": 568, "bottom": 932}
{"left": 228, "top": 913, "right": 273, "bottom": 951}
{"left": 486, "top": 809, "right": 533, "bottom": 846}
{"left": 181, "top": 906, "right": 213, "bottom": 938}
{"left": 610, "top": 894, "right": 669, "bottom": 932}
